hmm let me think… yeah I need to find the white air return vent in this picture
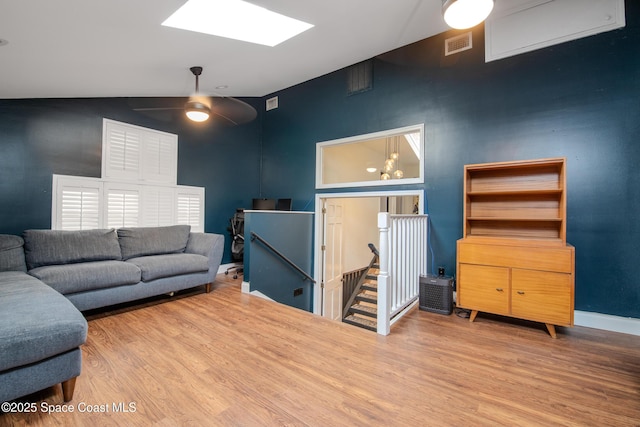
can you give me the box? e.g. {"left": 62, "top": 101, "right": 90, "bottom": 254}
{"left": 266, "top": 96, "right": 278, "bottom": 111}
{"left": 445, "top": 32, "right": 473, "bottom": 56}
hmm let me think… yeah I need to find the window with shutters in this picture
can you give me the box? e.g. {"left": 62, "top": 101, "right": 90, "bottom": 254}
{"left": 52, "top": 119, "right": 204, "bottom": 232}
{"left": 102, "top": 119, "right": 177, "bottom": 184}
{"left": 142, "top": 132, "right": 177, "bottom": 184}
{"left": 103, "top": 121, "right": 141, "bottom": 181}
{"left": 177, "top": 187, "right": 204, "bottom": 233}
{"left": 53, "top": 176, "right": 103, "bottom": 230}
{"left": 142, "top": 186, "right": 176, "bottom": 227}
{"left": 105, "top": 183, "right": 141, "bottom": 228}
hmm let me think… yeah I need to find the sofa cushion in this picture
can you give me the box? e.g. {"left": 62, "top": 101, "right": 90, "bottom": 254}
{"left": 126, "top": 253, "right": 209, "bottom": 282}
{"left": 0, "top": 271, "right": 87, "bottom": 372}
{"left": 117, "top": 225, "right": 191, "bottom": 260}
{"left": 23, "top": 229, "right": 121, "bottom": 270}
{"left": 0, "top": 234, "right": 27, "bottom": 272}
{"left": 29, "top": 260, "right": 142, "bottom": 294}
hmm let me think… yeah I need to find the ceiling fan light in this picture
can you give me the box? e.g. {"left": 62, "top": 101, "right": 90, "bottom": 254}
{"left": 443, "top": 0, "right": 494, "bottom": 30}
{"left": 185, "top": 101, "right": 210, "bottom": 122}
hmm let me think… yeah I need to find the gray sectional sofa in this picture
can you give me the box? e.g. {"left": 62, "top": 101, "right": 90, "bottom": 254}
{"left": 0, "top": 225, "right": 224, "bottom": 403}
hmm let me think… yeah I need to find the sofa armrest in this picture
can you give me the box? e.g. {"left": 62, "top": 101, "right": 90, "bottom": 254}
{"left": 185, "top": 233, "right": 225, "bottom": 279}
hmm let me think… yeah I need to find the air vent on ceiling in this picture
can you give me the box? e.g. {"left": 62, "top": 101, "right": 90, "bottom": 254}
{"left": 445, "top": 32, "right": 473, "bottom": 56}
{"left": 347, "top": 60, "right": 373, "bottom": 96}
{"left": 266, "top": 96, "right": 278, "bottom": 111}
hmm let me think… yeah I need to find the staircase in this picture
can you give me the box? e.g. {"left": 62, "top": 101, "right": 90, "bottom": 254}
{"left": 342, "top": 244, "right": 379, "bottom": 332}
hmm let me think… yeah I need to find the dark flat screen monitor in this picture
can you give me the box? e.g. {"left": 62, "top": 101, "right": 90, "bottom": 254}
{"left": 252, "top": 198, "right": 276, "bottom": 210}
{"left": 276, "top": 198, "right": 292, "bottom": 211}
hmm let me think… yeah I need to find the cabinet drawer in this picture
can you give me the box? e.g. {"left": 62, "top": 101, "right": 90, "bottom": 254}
{"left": 458, "top": 241, "right": 573, "bottom": 273}
{"left": 458, "top": 264, "right": 510, "bottom": 316}
{"left": 511, "top": 269, "right": 573, "bottom": 326}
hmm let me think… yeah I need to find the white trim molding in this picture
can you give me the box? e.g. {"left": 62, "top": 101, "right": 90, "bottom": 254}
{"left": 313, "top": 189, "right": 425, "bottom": 316}
{"left": 574, "top": 311, "right": 640, "bottom": 337}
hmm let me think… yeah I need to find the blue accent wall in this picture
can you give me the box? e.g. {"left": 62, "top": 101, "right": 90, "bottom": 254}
{"left": 260, "top": 3, "right": 640, "bottom": 318}
{"left": 244, "top": 211, "right": 314, "bottom": 311}
{"left": 1, "top": 2, "right": 638, "bottom": 318}
{"left": 0, "top": 98, "right": 263, "bottom": 263}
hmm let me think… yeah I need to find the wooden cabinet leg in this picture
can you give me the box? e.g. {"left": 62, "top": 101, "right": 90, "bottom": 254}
{"left": 469, "top": 310, "right": 479, "bottom": 323}
{"left": 62, "top": 377, "right": 77, "bottom": 402}
{"left": 545, "top": 323, "right": 557, "bottom": 339}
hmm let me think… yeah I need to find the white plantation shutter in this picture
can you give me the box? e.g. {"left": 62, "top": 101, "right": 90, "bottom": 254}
{"left": 105, "top": 184, "right": 140, "bottom": 228}
{"left": 60, "top": 188, "right": 101, "bottom": 230}
{"left": 142, "top": 133, "right": 177, "bottom": 184}
{"left": 53, "top": 176, "right": 103, "bottom": 230}
{"left": 103, "top": 121, "right": 141, "bottom": 181}
{"left": 177, "top": 187, "right": 204, "bottom": 232}
{"left": 52, "top": 120, "right": 203, "bottom": 232}
{"left": 53, "top": 176, "right": 204, "bottom": 232}
{"left": 141, "top": 186, "right": 175, "bottom": 227}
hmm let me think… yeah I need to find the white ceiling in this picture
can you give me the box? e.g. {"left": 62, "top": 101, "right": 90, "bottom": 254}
{"left": 0, "top": 0, "right": 449, "bottom": 99}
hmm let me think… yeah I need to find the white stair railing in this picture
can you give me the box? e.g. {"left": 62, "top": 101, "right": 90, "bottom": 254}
{"left": 377, "top": 213, "right": 429, "bottom": 335}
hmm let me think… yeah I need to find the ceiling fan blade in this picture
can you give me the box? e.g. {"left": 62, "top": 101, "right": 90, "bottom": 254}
{"left": 128, "top": 94, "right": 257, "bottom": 126}
{"left": 209, "top": 97, "right": 257, "bottom": 126}
{"left": 132, "top": 106, "right": 183, "bottom": 111}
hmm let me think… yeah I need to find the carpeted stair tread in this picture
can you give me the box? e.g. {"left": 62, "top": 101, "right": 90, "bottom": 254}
{"left": 343, "top": 315, "right": 377, "bottom": 331}
{"left": 355, "top": 291, "right": 377, "bottom": 304}
{"left": 362, "top": 281, "right": 377, "bottom": 291}
{"left": 351, "top": 303, "right": 377, "bottom": 317}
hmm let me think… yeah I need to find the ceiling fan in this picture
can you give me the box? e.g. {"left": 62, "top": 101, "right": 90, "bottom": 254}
{"left": 131, "top": 66, "right": 257, "bottom": 125}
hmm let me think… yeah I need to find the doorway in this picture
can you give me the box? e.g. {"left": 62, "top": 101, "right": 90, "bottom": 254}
{"left": 313, "top": 190, "right": 424, "bottom": 316}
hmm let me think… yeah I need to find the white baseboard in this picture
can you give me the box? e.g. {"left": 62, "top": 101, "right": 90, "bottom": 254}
{"left": 249, "top": 290, "right": 274, "bottom": 301}
{"left": 574, "top": 310, "right": 640, "bottom": 336}
{"left": 239, "top": 280, "right": 273, "bottom": 301}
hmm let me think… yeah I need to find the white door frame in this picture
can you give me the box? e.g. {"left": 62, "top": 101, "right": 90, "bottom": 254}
{"left": 313, "top": 189, "right": 425, "bottom": 315}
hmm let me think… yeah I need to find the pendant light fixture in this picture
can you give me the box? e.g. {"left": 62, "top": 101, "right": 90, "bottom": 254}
{"left": 393, "top": 137, "right": 403, "bottom": 178}
{"left": 442, "top": 0, "right": 494, "bottom": 30}
{"left": 380, "top": 136, "right": 404, "bottom": 180}
{"left": 381, "top": 138, "right": 392, "bottom": 180}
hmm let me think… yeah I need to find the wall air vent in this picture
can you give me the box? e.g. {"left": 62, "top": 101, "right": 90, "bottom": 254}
{"left": 266, "top": 96, "right": 278, "bottom": 111}
{"left": 445, "top": 32, "right": 473, "bottom": 56}
{"left": 347, "top": 60, "right": 373, "bottom": 96}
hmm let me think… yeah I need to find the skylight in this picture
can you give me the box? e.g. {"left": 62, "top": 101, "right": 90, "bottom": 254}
{"left": 162, "top": 0, "right": 314, "bottom": 47}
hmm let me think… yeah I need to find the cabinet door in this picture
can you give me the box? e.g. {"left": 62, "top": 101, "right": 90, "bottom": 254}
{"left": 458, "top": 264, "right": 510, "bottom": 316}
{"left": 511, "top": 269, "right": 573, "bottom": 326}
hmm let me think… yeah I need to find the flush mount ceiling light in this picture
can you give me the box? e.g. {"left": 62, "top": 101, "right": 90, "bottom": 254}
{"left": 162, "top": 0, "right": 314, "bottom": 47}
{"left": 442, "top": 0, "right": 494, "bottom": 30}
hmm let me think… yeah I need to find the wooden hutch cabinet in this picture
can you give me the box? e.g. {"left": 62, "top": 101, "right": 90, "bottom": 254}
{"left": 456, "top": 158, "right": 574, "bottom": 338}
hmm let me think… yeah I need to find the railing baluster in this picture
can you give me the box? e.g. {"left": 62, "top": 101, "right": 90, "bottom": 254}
{"left": 378, "top": 213, "right": 429, "bottom": 334}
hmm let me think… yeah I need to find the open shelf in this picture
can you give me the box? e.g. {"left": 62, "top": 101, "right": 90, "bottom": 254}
{"left": 463, "top": 158, "right": 566, "bottom": 243}
{"left": 467, "top": 189, "right": 563, "bottom": 196}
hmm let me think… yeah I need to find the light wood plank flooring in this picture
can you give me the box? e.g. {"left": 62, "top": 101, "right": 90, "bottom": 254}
{"left": 2, "top": 274, "right": 639, "bottom": 426}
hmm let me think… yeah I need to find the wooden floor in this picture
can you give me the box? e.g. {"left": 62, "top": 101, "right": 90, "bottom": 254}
{"left": 2, "top": 274, "right": 640, "bottom": 426}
